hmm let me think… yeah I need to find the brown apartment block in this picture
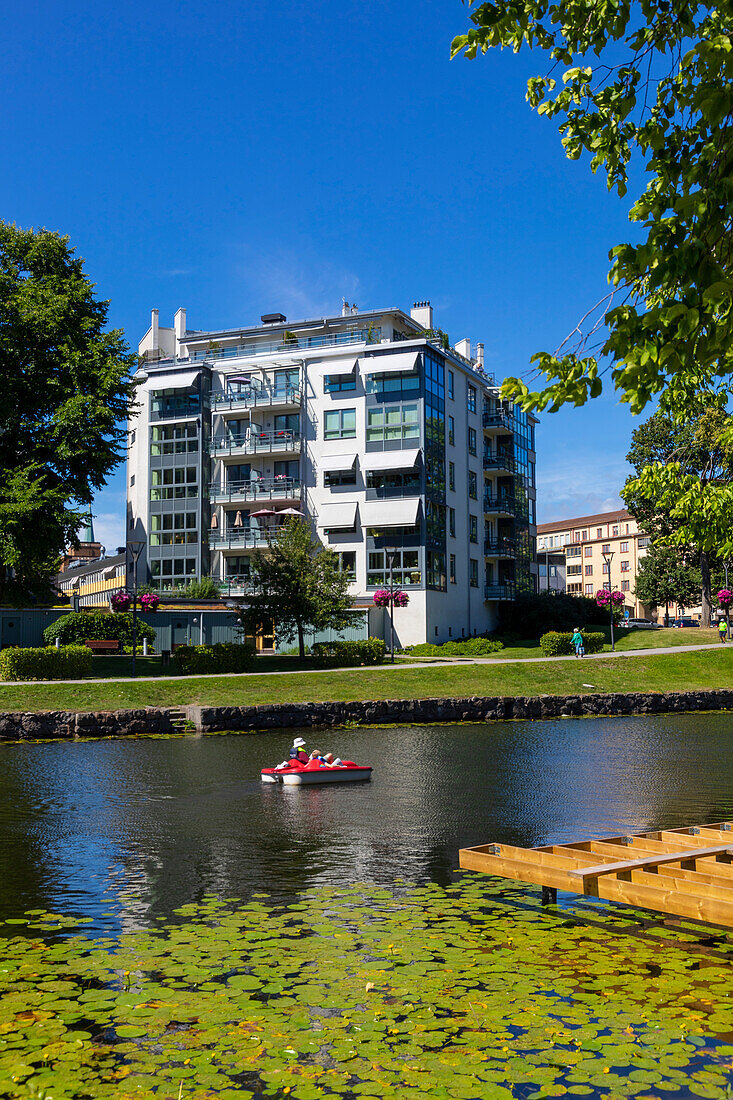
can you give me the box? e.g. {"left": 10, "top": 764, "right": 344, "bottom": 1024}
{"left": 536, "top": 509, "right": 653, "bottom": 618}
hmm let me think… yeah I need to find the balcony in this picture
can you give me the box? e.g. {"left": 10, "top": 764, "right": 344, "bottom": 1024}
{"left": 211, "top": 385, "right": 301, "bottom": 412}
{"left": 211, "top": 430, "right": 301, "bottom": 457}
{"left": 483, "top": 494, "right": 517, "bottom": 516}
{"left": 483, "top": 410, "right": 514, "bottom": 431}
{"left": 484, "top": 583, "right": 516, "bottom": 601}
{"left": 189, "top": 328, "right": 378, "bottom": 363}
{"left": 218, "top": 578, "right": 256, "bottom": 598}
{"left": 209, "top": 528, "right": 284, "bottom": 550}
{"left": 483, "top": 449, "right": 515, "bottom": 473}
{"left": 210, "top": 478, "right": 301, "bottom": 505}
{"left": 484, "top": 538, "right": 516, "bottom": 557}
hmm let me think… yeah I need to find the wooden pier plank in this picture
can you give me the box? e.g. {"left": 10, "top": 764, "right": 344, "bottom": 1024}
{"left": 566, "top": 844, "right": 733, "bottom": 880}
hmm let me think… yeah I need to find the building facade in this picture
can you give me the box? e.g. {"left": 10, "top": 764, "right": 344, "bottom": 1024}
{"left": 56, "top": 552, "right": 127, "bottom": 609}
{"left": 536, "top": 509, "right": 652, "bottom": 617}
{"left": 128, "top": 301, "right": 537, "bottom": 646}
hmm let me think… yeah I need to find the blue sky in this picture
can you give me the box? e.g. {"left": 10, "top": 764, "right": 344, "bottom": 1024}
{"left": 4, "top": 0, "right": 642, "bottom": 552}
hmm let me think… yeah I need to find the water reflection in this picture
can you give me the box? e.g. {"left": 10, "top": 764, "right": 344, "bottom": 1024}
{"left": 0, "top": 713, "right": 732, "bottom": 935}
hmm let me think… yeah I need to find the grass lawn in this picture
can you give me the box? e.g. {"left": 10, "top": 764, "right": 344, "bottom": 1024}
{"left": 0, "top": 646, "right": 731, "bottom": 713}
{"left": 486, "top": 625, "right": 722, "bottom": 659}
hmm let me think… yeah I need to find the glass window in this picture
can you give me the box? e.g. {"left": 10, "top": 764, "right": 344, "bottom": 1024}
{"left": 450, "top": 554, "right": 456, "bottom": 583}
{"left": 602, "top": 562, "right": 610, "bottom": 574}
{"left": 366, "top": 549, "right": 421, "bottom": 587}
{"left": 324, "top": 372, "right": 356, "bottom": 392}
{"left": 448, "top": 370, "right": 454, "bottom": 399}
{"left": 620, "top": 541, "right": 629, "bottom": 552}
{"left": 324, "top": 469, "right": 356, "bottom": 487}
{"left": 469, "top": 559, "right": 478, "bottom": 587}
{"left": 585, "top": 565, "right": 593, "bottom": 576}
{"left": 448, "top": 415, "right": 455, "bottom": 446}
{"left": 338, "top": 551, "right": 356, "bottom": 578}
{"left": 584, "top": 546, "right": 593, "bottom": 557}
{"left": 449, "top": 507, "right": 456, "bottom": 537}
{"left": 467, "top": 384, "right": 476, "bottom": 413}
{"left": 581, "top": 529, "right": 588, "bottom": 541}
{"left": 585, "top": 583, "right": 593, "bottom": 595}
{"left": 602, "top": 542, "right": 610, "bottom": 553}
{"left": 468, "top": 428, "right": 477, "bottom": 456}
{"left": 621, "top": 561, "right": 630, "bottom": 572}
{"left": 427, "top": 550, "right": 446, "bottom": 591}
{"left": 324, "top": 408, "right": 356, "bottom": 439}
{"left": 365, "top": 371, "right": 419, "bottom": 398}
{"left": 596, "top": 527, "right": 603, "bottom": 538}
{"left": 469, "top": 515, "right": 478, "bottom": 542}
{"left": 150, "top": 387, "right": 200, "bottom": 419}
{"left": 469, "top": 471, "right": 477, "bottom": 499}
{"left": 366, "top": 404, "right": 418, "bottom": 444}
{"left": 622, "top": 579, "right": 630, "bottom": 591}
{"left": 449, "top": 462, "right": 455, "bottom": 492}
{"left": 638, "top": 536, "right": 651, "bottom": 548}
{"left": 612, "top": 525, "right": 619, "bottom": 536}
{"left": 150, "top": 421, "right": 199, "bottom": 455}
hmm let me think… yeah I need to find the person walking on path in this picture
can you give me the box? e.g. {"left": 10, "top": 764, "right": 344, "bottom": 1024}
{"left": 571, "top": 627, "right": 585, "bottom": 658}
{"left": 719, "top": 619, "right": 728, "bottom": 643}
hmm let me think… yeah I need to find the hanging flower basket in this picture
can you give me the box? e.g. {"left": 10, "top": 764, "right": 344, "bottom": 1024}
{"left": 717, "top": 588, "right": 733, "bottom": 609}
{"left": 110, "top": 591, "right": 132, "bottom": 613}
{"left": 140, "top": 592, "right": 160, "bottom": 612}
{"left": 595, "top": 588, "right": 624, "bottom": 608}
{"left": 373, "top": 589, "right": 410, "bottom": 608}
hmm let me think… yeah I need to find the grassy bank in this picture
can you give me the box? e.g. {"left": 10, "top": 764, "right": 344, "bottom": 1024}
{"left": 0, "top": 647, "right": 731, "bottom": 713}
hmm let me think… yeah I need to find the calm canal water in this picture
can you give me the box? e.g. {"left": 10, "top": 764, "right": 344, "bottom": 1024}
{"left": 1, "top": 712, "right": 732, "bottom": 936}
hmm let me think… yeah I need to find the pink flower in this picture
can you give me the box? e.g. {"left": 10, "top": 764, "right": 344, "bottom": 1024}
{"left": 140, "top": 593, "right": 160, "bottom": 612}
{"left": 110, "top": 591, "right": 132, "bottom": 612}
{"left": 718, "top": 589, "right": 733, "bottom": 608}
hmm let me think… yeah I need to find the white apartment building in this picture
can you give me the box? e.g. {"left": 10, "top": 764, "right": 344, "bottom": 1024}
{"left": 127, "top": 300, "right": 537, "bottom": 647}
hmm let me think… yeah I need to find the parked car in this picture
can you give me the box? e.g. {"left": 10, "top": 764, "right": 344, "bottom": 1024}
{"left": 621, "top": 618, "right": 659, "bottom": 629}
{"left": 671, "top": 617, "right": 700, "bottom": 628}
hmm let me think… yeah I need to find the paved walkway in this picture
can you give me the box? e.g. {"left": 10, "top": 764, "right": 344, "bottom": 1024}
{"left": 2, "top": 642, "right": 726, "bottom": 687}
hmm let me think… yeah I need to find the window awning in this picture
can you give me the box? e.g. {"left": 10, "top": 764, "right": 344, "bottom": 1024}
{"left": 103, "top": 565, "right": 119, "bottom": 578}
{"left": 361, "top": 498, "right": 421, "bottom": 528}
{"left": 359, "top": 350, "right": 420, "bottom": 375}
{"left": 323, "top": 358, "right": 358, "bottom": 376}
{"left": 361, "top": 448, "right": 421, "bottom": 472}
{"left": 153, "top": 369, "right": 201, "bottom": 390}
{"left": 318, "top": 501, "right": 358, "bottom": 530}
{"left": 322, "top": 453, "right": 357, "bottom": 472}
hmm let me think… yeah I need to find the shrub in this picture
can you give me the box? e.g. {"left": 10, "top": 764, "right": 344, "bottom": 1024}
{"left": 311, "top": 639, "right": 386, "bottom": 667}
{"left": 405, "top": 638, "right": 504, "bottom": 657}
{"left": 540, "top": 631, "right": 605, "bottom": 656}
{"left": 174, "top": 642, "right": 256, "bottom": 675}
{"left": 0, "top": 645, "right": 92, "bottom": 681}
{"left": 43, "top": 612, "right": 156, "bottom": 649}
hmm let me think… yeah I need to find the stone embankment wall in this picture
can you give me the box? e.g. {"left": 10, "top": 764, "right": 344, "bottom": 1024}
{"left": 0, "top": 690, "right": 732, "bottom": 740}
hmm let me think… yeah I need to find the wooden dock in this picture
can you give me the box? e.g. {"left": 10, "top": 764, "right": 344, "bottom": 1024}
{"left": 459, "top": 822, "right": 733, "bottom": 928}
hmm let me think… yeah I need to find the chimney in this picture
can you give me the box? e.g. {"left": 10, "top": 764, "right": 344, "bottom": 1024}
{"left": 174, "top": 307, "right": 187, "bottom": 357}
{"left": 476, "top": 342, "right": 485, "bottom": 368}
{"left": 342, "top": 299, "right": 350, "bottom": 316}
{"left": 151, "top": 308, "right": 159, "bottom": 350}
{"left": 410, "top": 300, "right": 433, "bottom": 330}
{"left": 455, "top": 338, "right": 471, "bottom": 360}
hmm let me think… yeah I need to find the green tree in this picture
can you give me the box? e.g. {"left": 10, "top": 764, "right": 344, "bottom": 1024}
{"left": 622, "top": 407, "right": 733, "bottom": 623}
{"left": 633, "top": 545, "right": 702, "bottom": 626}
{"left": 236, "top": 519, "right": 354, "bottom": 658}
{"left": 0, "top": 223, "right": 136, "bottom": 604}
{"left": 453, "top": 2, "right": 733, "bottom": 543}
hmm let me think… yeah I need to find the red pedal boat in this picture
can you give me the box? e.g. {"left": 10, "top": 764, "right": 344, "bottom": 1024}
{"left": 261, "top": 758, "right": 373, "bottom": 785}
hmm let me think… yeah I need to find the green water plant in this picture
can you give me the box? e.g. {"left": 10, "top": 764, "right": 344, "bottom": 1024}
{"left": 0, "top": 878, "right": 732, "bottom": 1098}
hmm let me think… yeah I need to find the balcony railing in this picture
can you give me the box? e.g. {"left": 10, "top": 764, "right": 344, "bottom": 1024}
{"left": 483, "top": 450, "right": 515, "bottom": 472}
{"left": 483, "top": 494, "right": 517, "bottom": 515}
{"left": 484, "top": 583, "right": 517, "bottom": 601}
{"left": 211, "top": 430, "right": 301, "bottom": 457}
{"left": 211, "top": 386, "right": 301, "bottom": 411}
{"left": 210, "top": 478, "right": 301, "bottom": 504}
{"left": 483, "top": 410, "right": 514, "bottom": 431}
{"left": 484, "top": 538, "right": 516, "bottom": 557}
{"left": 209, "top": 528, "right": 285, "bottom": 550}
{"left": 189, "top": 328, "right": 378, "bottom": 363}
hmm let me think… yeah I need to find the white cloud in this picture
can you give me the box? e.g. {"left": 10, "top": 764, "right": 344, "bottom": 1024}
{"left": 537, "top": 451, "right": 631, "bottom": 524}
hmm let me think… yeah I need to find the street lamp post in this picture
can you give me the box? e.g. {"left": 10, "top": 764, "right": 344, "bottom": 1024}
{"left": 602, "top": 550, "right": 615, "bottom": 652}
{"left": 386, "top": 549, "right": 396, "bottom": 663}
{"left": 127, "top": 540, "right": 146, "bottom": 677}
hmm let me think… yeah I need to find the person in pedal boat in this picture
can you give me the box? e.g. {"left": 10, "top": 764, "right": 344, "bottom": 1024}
{"left": 290, "top": 737, "right": 309, "bottom": 763}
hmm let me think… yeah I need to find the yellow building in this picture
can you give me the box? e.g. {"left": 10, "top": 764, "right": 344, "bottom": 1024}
{"left": 56, "top": 553, "right": 127, "bottom": 609}
{"left": 536, "top": 509, "right": 652, "bottom": 618}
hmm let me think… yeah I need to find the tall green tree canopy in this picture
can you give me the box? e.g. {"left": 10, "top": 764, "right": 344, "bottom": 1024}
{"left": 236, "top": 519, "right": 354, "bottom": 658}
{"left": 453, "top": 1, "right": 733, "bottom": 421}
{"left": 633, "top": 544, "right": 702, "bottom": 624}
{"left": 0, "top": 223, "right": 136, "bottom": 604}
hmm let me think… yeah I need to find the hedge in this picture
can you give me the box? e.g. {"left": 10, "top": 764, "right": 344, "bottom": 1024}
{"left": 497, "top": 591, "right": 608, "bottom": 636}
{"left": 43, "top": 612, "right": 156, "bottom": 649}
{"left": 0, "top": 645, "right": 93, "bottom": 681}
{"left": 407, "top": 637, "right": 504, "bottom": 657}
{"left": 311, "top": 639, "right": 386, "bottom": 667}
{"left": 539, "top": 631, "right": 605, "bottom": 656}
{"left": 174, "top": 642, "right": 256, "bottom": 675}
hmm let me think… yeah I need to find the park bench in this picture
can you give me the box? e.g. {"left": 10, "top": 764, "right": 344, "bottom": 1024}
{"left": 84, "top": 639, "right": 120, "bottom": 654}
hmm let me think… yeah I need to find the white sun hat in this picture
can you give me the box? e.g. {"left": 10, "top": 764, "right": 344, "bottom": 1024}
{"left": 293, "top": 737, "right": 306, "bottom": 748}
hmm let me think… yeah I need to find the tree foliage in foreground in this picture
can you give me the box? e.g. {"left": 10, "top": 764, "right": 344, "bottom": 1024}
{"left": 453, "top": 1, "right": 733, "bottom": 549}
{"left": 235, "top": 519, "right": 354, "bottom": 658}
{"left": 634, "top": 545, "right": 703, "bottom": 625}
{"left": 0, "top": 223, "right": 136, "bottom": 605}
